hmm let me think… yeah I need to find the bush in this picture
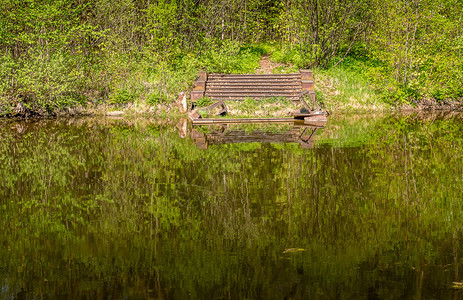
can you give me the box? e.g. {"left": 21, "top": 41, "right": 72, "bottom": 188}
{"left": 110, "top": 89, "right": 136, "bottom": 105}
{"left": 200, "top": 40, "right": 261, "bottom": 74}
{"left": 195, "top": 97, "right": 212, "bottom": 107}
{"left": 146, "top": 92, "right": 167, "bottom": 105}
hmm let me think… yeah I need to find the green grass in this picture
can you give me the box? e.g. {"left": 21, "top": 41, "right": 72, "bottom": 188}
{"left": 224, "top": 97, "right": 299, "bottom": 118}
{"left": 0, "top": 41, "right": 392, "bottom": 116}
{"left": 265, "top": 44, "right": 391, "bottom": 112}
{"left": 315, "top": 61, "right": 387, "bottom": 112}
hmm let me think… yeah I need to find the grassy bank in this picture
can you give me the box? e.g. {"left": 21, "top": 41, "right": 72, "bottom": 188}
{"left": 2, "top": 0, "right": 462, "bottom": 117}
{"left": 1, "top": 41, "right": 462, "bottom": 118}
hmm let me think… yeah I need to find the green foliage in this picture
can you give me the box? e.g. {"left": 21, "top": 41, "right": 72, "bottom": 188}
{"left": 0, "top": 0, "right": 101, "bottom": 113}
{"left": 271, "top": 46, "right": 305, "bottom": 68}
{"left": 195, "top": 97, "right": 212, "bottom": 107}
{"left": 146, "top": 92, "right": 165, "bottom": 105}
{"left": 312, "top": 51, "right": 385, "bottom": 111}
{"left": 279, "top": 0, "right": 372, "bottom": 68}
{"left": 200, "top": 40, "right": 261, "bottom": 74}
{"left": 0, "top": 0, "right": 461, "bottom": 114}
{"left": 145, "top": 0, "right": 180, "bottom": 58}
{"left": 110, "top": 89, "right": 136, "bottom": 105}
{"left": 368, "top": 0, "right": 463, "bottom": 102}
{"left": 242, "top": 97, "right": 257, "bottom": 111}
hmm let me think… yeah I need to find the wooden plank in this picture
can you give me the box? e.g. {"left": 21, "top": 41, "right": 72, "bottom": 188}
{"left": 206, "top": 92, "right": 300, "bottom": 96}
{"left": 208, "top": 73, "right": 301, "bottom": 78}
{"left": 207, "top": 96, "right": 301, "bottom": 101}
{"left": 206, "top": 83, "right": 301, "bottom": 87}
{"left": 208, "top": 79, "right": 301, "bottom": 83}
{"left": 300, "top": 69, "right": 313, "bottom": 81}
{"left": 192, "top": 118, "right": 295, "bottom": 125}
{"left": 301, "top": 80, "right": 314, "bottom": 91}
{"left": 292, "top": 112, "right": 325, "bottom": 119}
{"left": 206, "top": 87, "right": 301, "bottom": 91}
{"left": 198, "top": 72, "right": 208, "bottom": 81}
{"left": 304, "top": 115, "right": 328, "bottom": 127}
{"left": 193, "top": 80, "right": 206, "bottom": 91}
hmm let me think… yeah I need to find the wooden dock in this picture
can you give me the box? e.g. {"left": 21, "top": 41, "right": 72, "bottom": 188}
{"left": 188, "top": 69, "right": 326, "bottom": 125}
{"left": 191, "top": 70, "right": 317, "bottom": 108}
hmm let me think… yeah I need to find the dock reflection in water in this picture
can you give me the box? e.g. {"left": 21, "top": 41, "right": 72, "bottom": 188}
{"left": 181, "top": 119, "right": 326, "bottom": 149}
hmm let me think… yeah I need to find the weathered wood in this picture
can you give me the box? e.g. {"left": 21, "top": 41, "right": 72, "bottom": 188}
{"left": 198, "top": 71, "right": 207, "bottom": 81}
{"left": 205, "top": 73, "right": 301, "bottom": 100}
{"left": 191, "top": 91, "right": 204, "bottom": 101}
{"left": 304, "top": 114, "right": 328, "bottom": 127}
{"left": 189, "top": 122, "right": 324, "bottom": 149}
{"left": 206, "top": 130, "right": 301, "bottom": 144}
{"left": 299, "top": 96, "right": 311, "bottom": 111}
{"left": 197, "top": 71, "right": 320, "bottom": 106}
{"left": 292, "top": 110, "right": 323, "bottom": 119}
{"left": 300, "top": 69, "right": 313, "bottom": 81}
{"left": 299, "top": 90, "right": 319, "bottom": 111}
{"left": 206, "top": 101, "right": 228, "bottom": 116}
{"left": 189, "top": 70, "right": 326, "bottom": 122}
{"left": 192, "top": 118, "right": 295, "bottom": 125}
{"left": 204, "top": 96, "right": 301, "bottom": 101}
{"left": 191, "top": 71, "right": 207, "bottom": 102}
{"left": 193, "top": 81, "right": 206, "bottom": 91}
{"left": 188, "top": 110, "right": 201, "bottom": 121}
{"left": 208, "top": 73, "right": 300, "bottom": 79}
{"left": 301, "top": 81, "right": 314, "bottom": 91}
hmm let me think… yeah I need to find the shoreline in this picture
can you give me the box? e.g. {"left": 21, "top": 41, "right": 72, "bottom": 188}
{"left": 2, "top": 99, "right": 462, "bottom": 119}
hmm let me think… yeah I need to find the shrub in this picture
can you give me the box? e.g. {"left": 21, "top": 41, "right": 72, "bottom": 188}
{"left": 110, "top": 89, "right": 136, "bottom": 105}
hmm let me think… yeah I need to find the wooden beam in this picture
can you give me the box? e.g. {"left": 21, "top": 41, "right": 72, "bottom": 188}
{"left": 192, "top": 118, "right": 295, "bottom": 125}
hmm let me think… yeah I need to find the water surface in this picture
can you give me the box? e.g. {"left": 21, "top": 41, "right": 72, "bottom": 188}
{"left": 1, "top": 113, "right": 463, "bottom": 299}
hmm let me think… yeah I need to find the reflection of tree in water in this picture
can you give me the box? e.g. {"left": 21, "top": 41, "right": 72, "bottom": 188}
{"left": 1, "top": 114, "right": 463, "bottom": 298}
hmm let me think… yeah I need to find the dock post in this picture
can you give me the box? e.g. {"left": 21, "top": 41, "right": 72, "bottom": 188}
{"left": 191, "top": 72, "right": 207, "bottom": 102}
{"left": 300, "top": 69, "right": 319, "bottom": 111}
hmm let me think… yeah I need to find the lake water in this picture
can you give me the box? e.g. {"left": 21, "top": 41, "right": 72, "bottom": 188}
{"left": 1, "top": 112, "right": 463, "bottom": 299}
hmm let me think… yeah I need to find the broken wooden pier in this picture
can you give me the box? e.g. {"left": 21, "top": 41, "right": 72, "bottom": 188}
{"left": 188, "top": 70, "right": 327, "bottom": 125}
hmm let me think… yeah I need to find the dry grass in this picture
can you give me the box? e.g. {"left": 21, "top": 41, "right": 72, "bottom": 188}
{"left": 314, "top": 71, "right": 390, "bottom": 113}
{"left": 208, "top": 98, "right": 301, "bottom": 118}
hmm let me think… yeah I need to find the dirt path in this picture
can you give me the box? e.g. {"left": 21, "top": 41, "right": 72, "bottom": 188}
{"left": 255, "top": 56, "right": 285, "bottom": 74}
